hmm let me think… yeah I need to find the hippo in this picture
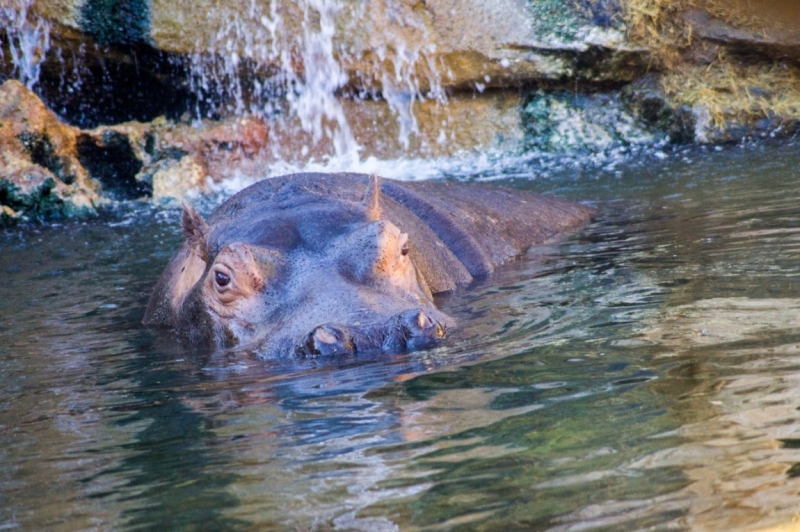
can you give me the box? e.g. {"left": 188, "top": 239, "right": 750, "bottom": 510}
{"left": 144, "top": 173, "right": 592, "bottom": 357}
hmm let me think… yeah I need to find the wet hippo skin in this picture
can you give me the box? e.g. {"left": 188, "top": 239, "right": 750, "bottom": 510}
{"left": 144, "top": 172, "right": 592, "bottom": 357}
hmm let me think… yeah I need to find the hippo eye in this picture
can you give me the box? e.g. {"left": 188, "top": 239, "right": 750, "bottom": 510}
{"left": 400, "top": 241, "right": 410, "bottom": 256}
{"left": 214, "top": 270, "right": 231, "bottom": 287}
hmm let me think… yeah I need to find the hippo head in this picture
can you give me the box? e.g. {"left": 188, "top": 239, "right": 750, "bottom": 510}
{"left": 145, "top": 176, "right": 454, "bottom": 357}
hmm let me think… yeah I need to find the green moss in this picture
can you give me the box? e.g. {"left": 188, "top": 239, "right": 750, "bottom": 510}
{"left": 527, "top": 0, "right": 586, "bottom": 42}
{"left": 527, "top": 0, "right": 624, "bottom": 43}
{"left": 80, "top": 0, "right": 151, "bottom": 46}
{"left": 0, "top": 178, "right": 93, "bottom": 226}
{"left": 523, "top": 90, "right": 661, "bottom": 153}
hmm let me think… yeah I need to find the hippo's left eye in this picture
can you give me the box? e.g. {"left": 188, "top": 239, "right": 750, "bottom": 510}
{"left": 214, "top": 271, "right": 231, "bottom": 288}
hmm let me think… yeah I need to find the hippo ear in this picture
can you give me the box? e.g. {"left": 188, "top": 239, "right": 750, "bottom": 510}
{"left": 363, "top": 174, "right": 381, "bottom": 221}
{"left": 182, "top": 203, "right": 209, "bottom": 261}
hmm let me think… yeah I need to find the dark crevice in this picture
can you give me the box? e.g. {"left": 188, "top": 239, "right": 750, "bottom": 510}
{"left": 33, "top": 39, "right": 197, "bottom": 128}
{"left": 18, "top": 131, "right": 76, "bottom": 184}
{"left": 76, "top": 131, "right": 150, "bottom": 199}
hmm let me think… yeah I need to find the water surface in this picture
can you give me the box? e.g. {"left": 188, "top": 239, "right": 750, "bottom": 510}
{"left": 3, "top": 142, "right": 800, "bottom": 531}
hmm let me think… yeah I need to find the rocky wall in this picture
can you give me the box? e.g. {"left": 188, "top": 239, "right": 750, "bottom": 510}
{"left": 3, "top": 0, "right": 800, "bottom": 223}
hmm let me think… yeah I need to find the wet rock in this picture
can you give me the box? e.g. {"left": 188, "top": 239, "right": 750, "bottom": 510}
{"left": 622, "top": 78, "right": 696, "bottom": 144}
{"left": 148, "top": 155, "right": 207, "bottom": 200}
{"left": 79, "top": 0, "right": 150, "bottom": 46}
{"left": 687, "top": 106, "right": 799, "bottom": 144}
{"left": 145, "top": 0, "right": 649, "bottom": 91}
{"left": 0, "top": 80, "right": 260, "bottom": 221}
{"left": 682, "top": 6, "right": 800, "bottom": 61}
{"left": 624, "top": 0, "right": 800, "bottom": 143}
{"left": 380, "top": 0, "right": 647, "bottom": 90}
{"left": 0, "top": 79, "right": 100, "bottom": 224}
{"left": 80, "top": 116, "right": 267, "bottom": 198}
{"left": 523, "top": 90, "right": 661, "bottom": 154}
{"left": 261, "top": 91, "right": 526, "bottom": 162}
{"left": 76, "top": 129, "right": 148, "bottom": 199}
{"left": 4, "top": 0, "right": 800, "bottom": 185}
{"left": 9, "top": 0, "right": 648, "bottom": 124}
{"left": 1, "top": 7, "right": 193, "bottom": 128}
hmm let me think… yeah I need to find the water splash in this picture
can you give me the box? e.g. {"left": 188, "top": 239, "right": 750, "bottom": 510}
{"left": 0, "top": 0, "right": 51, "bottom": 89}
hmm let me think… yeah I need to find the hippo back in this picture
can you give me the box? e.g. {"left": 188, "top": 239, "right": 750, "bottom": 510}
{"left": 204, "top": 173, "right": 591, "bottom": 293}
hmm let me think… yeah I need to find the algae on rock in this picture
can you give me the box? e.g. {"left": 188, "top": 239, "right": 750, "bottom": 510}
{"left": 523, "top": 91, "right": 663, "bottom": 154}
{"left": 0, "top": 79, "right": 100, "bottom": 224}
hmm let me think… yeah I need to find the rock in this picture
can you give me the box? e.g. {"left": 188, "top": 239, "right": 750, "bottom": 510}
{"left": 623, "top": 0, "right": 800, "bottom": 143}
{"left": 346, "top": 0, "right": 647, "bottom": 91}
{"left": 682, "top": 6, "right": 800, "bottom": 60}
{"left": 145, "top": 0, "right": 648, "bottom": 91}
{"left": 78, "top": 116, "right": 269, "bottom": 199}
{"left": 4, "top": 0, "right": 800, "bottom": 192}
{"left": 75, "top": 129, "right": 149, "bottom": 199}
{"left": 6, "top": 0, "right": 648, "bottom": 128}
{"left": 148, "top": 155, "right": 207, "bottom": 200}
{"left": 0, "top": 80, "right": 265, "bottom": 218}
{"left": 523, "top": 90, "right": 662, "bottom": 154}
{"left": 0, "top": 79, "right": 100, "bottom": 224}
{"left": 1, "top": 6, "right": 191, "bottom": 128}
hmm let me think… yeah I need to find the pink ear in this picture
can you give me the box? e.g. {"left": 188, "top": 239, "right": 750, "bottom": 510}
{"left": 363, "top": 174, "right": 381, "bottom": 221}
{"left": 182, "top": 203, "right": 209, "bottom": 261}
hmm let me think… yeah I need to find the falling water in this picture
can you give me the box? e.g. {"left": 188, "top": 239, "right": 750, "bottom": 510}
{"left": 184, "top": 0, "right": 444, "bottom": 162}
{"left": 0, "top": 0, "right": 51, "bottom": 89}
{"left": 367, "top": 1, "right": 446, "bottom": 150}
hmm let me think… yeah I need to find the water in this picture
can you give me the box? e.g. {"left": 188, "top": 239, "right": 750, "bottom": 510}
{"left": 0, "top": 0, "right": 50, "bottom": 89}
{"left": 3, "top": 140, "right": 800, "bottom": 530}
{"left": 181, "top": 0, "right": 444, "bottom": 160}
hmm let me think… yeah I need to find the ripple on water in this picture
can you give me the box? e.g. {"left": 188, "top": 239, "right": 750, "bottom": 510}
{"left": 4, "top": 141, "right": 800, "bottom": 530}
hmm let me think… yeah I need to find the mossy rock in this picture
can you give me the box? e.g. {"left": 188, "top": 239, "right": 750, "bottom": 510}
{"left": 0, "top": 177, "right": 94, "bottom": 226}
{"left": 80, "top": 0, "right": 151, "bottom": 46}
{"left": 523, "top": 90, "right": 662, "bottom": 153}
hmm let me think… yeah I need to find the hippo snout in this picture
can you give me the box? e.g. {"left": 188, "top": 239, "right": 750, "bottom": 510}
{"left": 304, "top": 324, "right": 356, "bottom": 356}
{"left": 300, "top": 309, "right": 451, "bottom": 357}
{"left": 382, "top": 309, "right": 447, "bottom": 353}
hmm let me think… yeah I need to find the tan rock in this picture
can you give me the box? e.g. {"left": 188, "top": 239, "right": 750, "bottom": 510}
{"left": 683, "top": 6, "right": 800, "bottom": 60}
{"left": 0, "top": 79, "right": 100, "bottom": 220}
{"left": 151, "top": 155, "right": 208, "bottom": 200}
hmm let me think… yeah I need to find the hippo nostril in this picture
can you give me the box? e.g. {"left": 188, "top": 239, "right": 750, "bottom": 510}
{"left": 313, "top": 327, "right": 338, "bottom": 345}
{"left": 416, "top": 310, "right": 436, "bottom": 330}
{"left": 305, "top": 325, "right": 355, "bottom": 356}
{"left": 411, "top": 310, "right": 440, "bottom": 338}
{"left": 382, "top": 309, "right": 447, "bottom": 353}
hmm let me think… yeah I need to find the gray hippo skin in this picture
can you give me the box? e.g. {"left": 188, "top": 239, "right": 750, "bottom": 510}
{"left": 144, "top": 173, "right": 592, "bottom": 357}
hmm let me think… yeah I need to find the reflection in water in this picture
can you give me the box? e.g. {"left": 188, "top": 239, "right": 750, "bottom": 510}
{"left": 632, "top": 299, "right": 800, "bottom": 532}
{"left": 3, "top": 141, "right": 800, "bottom": 530}
{"left": 97, "top": 355, "right": 248, "bottom": 531}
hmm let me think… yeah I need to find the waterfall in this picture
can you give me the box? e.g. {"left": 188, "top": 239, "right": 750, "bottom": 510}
{"left": 0, "top": 0, "right": 51, "bottom": 89}
{"left": 183, "top": 0, "right": 444, "bottom": 163}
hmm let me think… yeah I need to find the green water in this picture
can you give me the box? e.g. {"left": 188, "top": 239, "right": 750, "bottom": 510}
{"left": 2, "top": 142, "right": 800, "bottom": 531}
